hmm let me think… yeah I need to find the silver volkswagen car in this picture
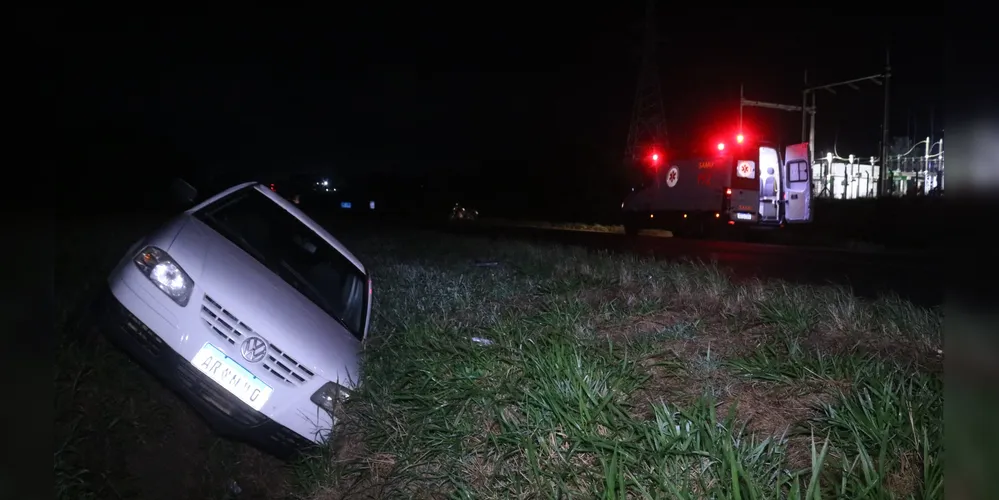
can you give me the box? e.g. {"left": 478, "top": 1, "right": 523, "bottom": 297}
{"left": 96, "top": 181, "right": 372, "bottom": 458}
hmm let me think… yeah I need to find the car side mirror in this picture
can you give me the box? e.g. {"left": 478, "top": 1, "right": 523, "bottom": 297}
{"left": 170, "top": 178, "right": 198, "bottom": 207}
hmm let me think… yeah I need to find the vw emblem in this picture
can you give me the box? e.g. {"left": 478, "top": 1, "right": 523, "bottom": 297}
{"left": 240, "top": 337, "right": 268, "bottom": 363}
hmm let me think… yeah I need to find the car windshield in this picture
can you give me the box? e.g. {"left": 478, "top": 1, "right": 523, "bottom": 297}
{"left": 195, "top": 187, "right": 367, "bottom": 341}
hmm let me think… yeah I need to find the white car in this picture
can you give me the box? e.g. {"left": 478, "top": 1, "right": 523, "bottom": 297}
{"left": 96, "top": 181, "right": 372, "bottom": 458}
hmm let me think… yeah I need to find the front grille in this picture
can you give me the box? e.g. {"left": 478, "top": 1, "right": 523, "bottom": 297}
{"left": 263, "top": 344, "right": 315, "bottom": 385}
{"left": 199, "top": 294, "right": 315, "bottom": 386}
{"left": 200, "top": 295, "right": 253, "bottom": 345}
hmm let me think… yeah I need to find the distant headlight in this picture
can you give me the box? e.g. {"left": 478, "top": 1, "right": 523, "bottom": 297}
{"left": 133, "top": 246, "right": 195, "bottom": 307}
{"left": 311, "top": 381, "right": 351, "bottom": 414}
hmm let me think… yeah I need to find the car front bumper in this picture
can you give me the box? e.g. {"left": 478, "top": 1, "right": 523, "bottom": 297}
{"left": 95, "top": 288, "right": 317, "bottom": 458}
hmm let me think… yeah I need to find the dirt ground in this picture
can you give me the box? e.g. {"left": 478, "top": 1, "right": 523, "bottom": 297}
{"left": 56, "top": 331, "right": 297, "bottom": 500}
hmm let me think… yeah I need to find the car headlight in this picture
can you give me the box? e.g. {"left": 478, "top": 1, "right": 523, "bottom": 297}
{"left": 311, "top": 381, "right": 351, "bottom": 414}
{"left": 133, "top": 246, "right": 195, "bottom": 307}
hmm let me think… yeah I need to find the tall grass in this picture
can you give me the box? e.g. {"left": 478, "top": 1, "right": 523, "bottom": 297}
{"left": 300, "top": 231, "right": 944, "bottom": 499}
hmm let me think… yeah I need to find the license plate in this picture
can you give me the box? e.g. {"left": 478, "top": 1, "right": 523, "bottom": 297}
{"left": 190, "top": 343, "right": 273, "bottom": 411}
{"left": 736, "top": 212, "right": 753, "bottom": 220}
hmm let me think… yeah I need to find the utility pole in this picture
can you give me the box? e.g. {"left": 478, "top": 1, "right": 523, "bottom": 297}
{"left": 924, "top": 135, "right": 930, "bottom": 195}
{"left": 801, "top": 71, "right": 808, "bottom": 142}
{"left": 879, "top": 49, "right": 891, "bottom": 197}
{"left": 929, "top": 107, "right": 934, "bottom": 143}
{"left": 809, "top": 91, "right": 816, "bottom": 165}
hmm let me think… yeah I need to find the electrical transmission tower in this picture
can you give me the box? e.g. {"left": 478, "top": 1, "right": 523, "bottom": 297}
{"left": 623, "top": 0, "right": 667, "bottom": 170}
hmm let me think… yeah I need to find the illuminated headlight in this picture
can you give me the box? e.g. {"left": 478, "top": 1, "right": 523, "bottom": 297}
{"left": 311, "top": 381, "right": 350, "bottom": 414}
{"left": 133, "top": 246, "right": 194, "bottom": 307}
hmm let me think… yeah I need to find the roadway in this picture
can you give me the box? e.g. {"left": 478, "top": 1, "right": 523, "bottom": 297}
{"left": 447, "top": 223, "right": 942, "bottom": 308}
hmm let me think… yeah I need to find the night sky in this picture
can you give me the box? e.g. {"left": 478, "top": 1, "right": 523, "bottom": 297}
{"left": 40, "top": 7, "right": 942, "bottom": 215}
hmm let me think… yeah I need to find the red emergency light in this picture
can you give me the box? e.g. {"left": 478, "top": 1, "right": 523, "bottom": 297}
{"left": 717, "top": 142, "right": 725, "bottom": 151}
{"left": 736, "top": 134, "right": 744, "bottom": 143}
{"left": 648, "top": 150, "right": 662, "bottom": 165}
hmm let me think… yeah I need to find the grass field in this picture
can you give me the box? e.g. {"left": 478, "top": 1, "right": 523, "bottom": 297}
{"left": 304, "top": 230, "right": 942, "bottom": 499}
{"left": 55, "top": 219, "right": 942, "bottom": 499}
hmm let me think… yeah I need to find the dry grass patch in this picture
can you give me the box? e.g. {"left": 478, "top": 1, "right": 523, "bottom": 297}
{"left": 716, "top": 379, "right": 844, "bottom": 444}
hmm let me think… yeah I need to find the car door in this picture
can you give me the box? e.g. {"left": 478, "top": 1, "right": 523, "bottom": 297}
{"left": 783, "top": 142, "right": 812, "bottom": 223}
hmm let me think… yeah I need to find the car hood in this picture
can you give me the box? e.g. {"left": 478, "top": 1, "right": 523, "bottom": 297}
{"left": 170, "top": 215, "right": 362, "bottom": 385}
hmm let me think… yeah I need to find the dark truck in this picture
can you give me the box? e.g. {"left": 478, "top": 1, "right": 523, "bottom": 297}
{"left": 621, "top": 141, "right": 813, "bottom": 239}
